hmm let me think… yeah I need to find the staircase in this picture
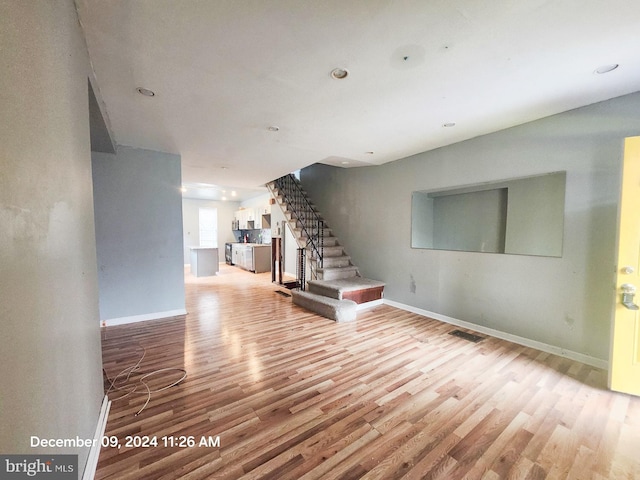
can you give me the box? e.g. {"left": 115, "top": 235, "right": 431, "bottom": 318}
{"left": 266, "top": 174, "right": 384, "bottom": 322}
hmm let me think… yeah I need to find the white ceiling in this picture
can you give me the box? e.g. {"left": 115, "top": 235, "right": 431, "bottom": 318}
{"left": 77, "top": 0, "right": 640, "bottom": 196}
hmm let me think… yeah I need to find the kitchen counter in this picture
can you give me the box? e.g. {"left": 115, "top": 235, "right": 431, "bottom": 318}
{"left": 231, "top": 244, "right": 271, "bottom": 273}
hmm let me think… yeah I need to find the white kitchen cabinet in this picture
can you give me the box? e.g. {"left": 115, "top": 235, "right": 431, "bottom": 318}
{"left": 235, "top": 209, "right": 258, "bottom": 229}
{"left": 231, "top": 244, "right": 270, "bottom": 273}
{"left": 254, "top": 209, "right": 262, "bottom": 229}
{"left": 235, "top": 205, "right": 271, "bottom": 230}
{"left": 236, "top": 210, "right": 247, "bottom": 229}
{"left": 231, "top": 243, "right": 244, "bottom": 266}
{"left": 254, "top": 205, "right": 271, "bottom": 229}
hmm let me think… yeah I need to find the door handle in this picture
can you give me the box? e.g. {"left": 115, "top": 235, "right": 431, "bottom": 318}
{"left": 621, "top": 283, "right": 640, "bottom": 310}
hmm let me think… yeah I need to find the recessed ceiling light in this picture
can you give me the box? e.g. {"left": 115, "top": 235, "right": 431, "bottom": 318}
{"left": 443, "top": 122, "right": 456, "bottom": 128}
{"left": 222, "top": 196, "right": 227, "bottom": 201}
{"left": 330, "top": 68, "right": 349, "bottom": 80}
{"left": 136, "top": 87, "right": 155, "bottom": 97}
{"left": 594, "top": 64, "right": 619, "bottom": 74}
{"left": 180, "top": 186, "right": 187, "bottom": 193}
{"left": 268, "top": 126, "right": 280, "bottom": 132}
{"left": 231, "top": 191, "right": 237, "bottom": 197}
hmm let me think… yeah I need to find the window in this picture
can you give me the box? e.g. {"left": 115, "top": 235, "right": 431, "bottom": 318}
{"left": 198, "top": 208, "right": 218, "bottom": 247}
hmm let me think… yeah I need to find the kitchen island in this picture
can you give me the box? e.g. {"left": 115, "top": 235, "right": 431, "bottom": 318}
{"left": 190, "top": 247, "right": 219, "bottom": 277}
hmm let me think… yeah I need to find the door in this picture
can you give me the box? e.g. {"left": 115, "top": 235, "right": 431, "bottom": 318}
{"left": 609, "top": 136, "right": 640, "bottom": 396}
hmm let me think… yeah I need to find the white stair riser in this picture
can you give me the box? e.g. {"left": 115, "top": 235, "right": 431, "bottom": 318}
{"left": 296, "top": 229, "right": 332, "bottom": 239}
{"left": 319, "top": 271, "right": 358, "bottom": 281}
{"left": 309, "top": 246, "right": 344, "bottom": 258}
{"left": 298, "top": 241, "right": 337, "bottom": 253}
{"left": 302, "top": 237, "right": 339, "bottom": 247}
{"left": 318, "top": 267, "right": 359, "bottom": 281}
{"left": 294, "top": 218, "right": 324, "bottom": 229}
{"left": 318, "top": 256, "right": 351, "bottom": 268}
{"left": 318, "top": 237, "right": 339, "bottom": 247}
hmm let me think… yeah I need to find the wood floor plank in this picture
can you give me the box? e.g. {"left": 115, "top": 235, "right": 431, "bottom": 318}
{"left": 488, "top": 426, "right": 534, "bottom": 478}
{"left": 295, "top": 426, "right": 380, "bottom": 480}
{"left": 95, "top": 265, "right": 640, "bottom": 479}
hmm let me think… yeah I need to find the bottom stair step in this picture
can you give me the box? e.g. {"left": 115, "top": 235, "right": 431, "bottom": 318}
{"left": 308, "top": 278, "right": 385, "bottom": 304}
{"left": 291, "top": 290, "right": 357, "bottom": 322}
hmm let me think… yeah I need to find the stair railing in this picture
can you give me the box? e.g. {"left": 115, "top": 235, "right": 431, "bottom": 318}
{"left": 297, "top": 248, "right": 306, "bottom": 290}
{"left": 273, "top": 174, "right": 324, "bottom": 288}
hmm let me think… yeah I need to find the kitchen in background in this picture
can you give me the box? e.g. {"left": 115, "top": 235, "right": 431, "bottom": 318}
{"left": 225, "top": 196, "right": 273, "bottom": 273}
{"left": 183, "top": 191, "right": 276, "bottom": 276}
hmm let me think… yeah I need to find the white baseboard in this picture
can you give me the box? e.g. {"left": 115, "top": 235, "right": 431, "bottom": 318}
{"left": 383, "top": 299, "right": 608, "bottom": 370}
{"left": 356, "top": 299, "right": 384, "bottom": 311}
{"left": 81, "top": 395, "right": 111, "bottom": 480}
{"left": 101, "top": 309, "right": 188, "bottom": 327}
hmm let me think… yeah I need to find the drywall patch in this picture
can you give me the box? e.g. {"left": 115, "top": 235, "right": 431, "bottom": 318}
{"left": 0, "top": 204, "right": 38, "bottom": 253}
{"left": 0, "top": 201, "right": 72, "bottom": 255}
{"left": 409, "top": 274, "right": 417, "bottom": 294}
{"left": 46, "top": 201, "right": 73, "bottom": 255}
{"left": 564, "top": 314, "right": 575, "bottom": 330}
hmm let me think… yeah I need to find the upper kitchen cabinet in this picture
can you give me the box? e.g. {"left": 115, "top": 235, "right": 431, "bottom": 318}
{"left": 255, "top": 204, "right": 271, "bottom": 229}
{"left": 235, "top": 203, "right": 271, "bottom": 230}
{"left": 234, "top": 208, "right": 254, "bottom": 229}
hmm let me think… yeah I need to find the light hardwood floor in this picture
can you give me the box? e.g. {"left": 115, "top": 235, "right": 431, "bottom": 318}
{"left": 96, "top": 264, "right": 640, "bottom": 479}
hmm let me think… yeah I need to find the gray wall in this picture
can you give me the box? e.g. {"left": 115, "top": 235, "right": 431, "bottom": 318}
{"left": 432, "top": 188, "right": 507, "bottom": 253}
{"left": 182, "top": 198, "right": 240, "bottom": 264}
{"left": 92, "top": 147, "right": 186, "bottom": 321}
{"left": 302, "top": 92, "right": 640, "bottom": 361}
{"left": 0, "top": 0, "right": 104, "bottom": 470}
{"left": 504, "top": 172, "right": 565, "bottom": 256}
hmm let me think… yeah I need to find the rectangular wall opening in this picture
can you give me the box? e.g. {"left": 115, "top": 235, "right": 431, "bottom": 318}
{"left": 411, "top": 171, "right": 566, "bottom": 257}
{"left": 432, "top": 188, "right": 507, "bottom": 253}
